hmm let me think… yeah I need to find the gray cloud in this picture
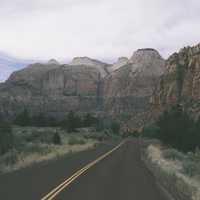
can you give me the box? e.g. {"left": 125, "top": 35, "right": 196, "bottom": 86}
{"left": 0, "top": 0, "right": 199, "bottom": 61}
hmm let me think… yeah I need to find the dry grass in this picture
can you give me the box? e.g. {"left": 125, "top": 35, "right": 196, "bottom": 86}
{"left": 0, "top": 127, "right": 98, "bottom": 174}
{"left": 146, "top": 145, "right": 200, "bottom": 200}
{"left": 1, "top": 142, "right": 96, "bottom": 174}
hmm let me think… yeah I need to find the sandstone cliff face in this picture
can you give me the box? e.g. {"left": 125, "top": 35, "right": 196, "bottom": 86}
{"left": 0, "top": 49, "right": 166, "bottom": 125}
{"left": 103, "top": 49, "right": 165, "bottom": 119}
{"left": 151, "top": 43, "right": 200, "bottom": 119}
{"left": 69, "top": 57, "right": 110, "bottom": 77}
{"left": 0, "top": 60, "right": 104, "bottom": 118}
{"left": 108, "top": 57, "right": 129, "bottom": 72}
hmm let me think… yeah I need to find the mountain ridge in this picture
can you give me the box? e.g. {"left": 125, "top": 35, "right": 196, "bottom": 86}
{"left": 0, "top": 48, "right": 165, "bottom": 123}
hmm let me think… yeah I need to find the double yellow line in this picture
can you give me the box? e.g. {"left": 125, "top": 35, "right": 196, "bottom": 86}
{"left": 41, "top": 141, "right": 125, "bottom": 200}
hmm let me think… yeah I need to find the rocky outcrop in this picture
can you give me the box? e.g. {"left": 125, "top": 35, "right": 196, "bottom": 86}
{"left": 69, "top": 57, "right": 110, "bottom": 77}
{"left": 151, "top": 43, "right": 200, "bottom": 119}
{"left": 108, "top": 57, "right": 128, "bottom": 72}
{"left": 0, "top": 61, "right": 104, "bottom": 118}
{"left": 0, "top": 49, "right": 166, "bottom": 125}
{"left": 103, "top": 49, "right": 165, "bottom": 124}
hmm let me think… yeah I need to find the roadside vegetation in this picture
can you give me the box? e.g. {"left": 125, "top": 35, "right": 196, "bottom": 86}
{"left": 0, "top": 111, "right": 122, "bottom": 174}
{"left": 0, "top": 126, "right": 97, "bottom": 174}
{"left": 142, "top": 104, "right": 200, "bottom": 199}
{"left": 142, "top": 105, "right": 200, "bottom": 152}
{"left": 145, "top": 145, "right": 200, "bottom": 200}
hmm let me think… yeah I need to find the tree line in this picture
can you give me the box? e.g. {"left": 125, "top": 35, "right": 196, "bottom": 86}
{"left": 13, "top": 110, "right": 98, "bottom": 131}
{"left": 0, "top": 110, "right": 121, "bottom": 155}
{"left": 143, "top": 105, "right": 200, "bottom": 152}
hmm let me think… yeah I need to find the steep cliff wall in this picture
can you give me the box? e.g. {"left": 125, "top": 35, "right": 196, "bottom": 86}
{"left": 0, "top": 49, "right": 167, "bottom": 125}
{"left": 0, "top": 61, "right": 104, "bottom": 118}
{"left": 151, "top": 43, "right": 200, "bottom": 119}
{"left": 103, "top": 49, "right": 165, "bottom": 121}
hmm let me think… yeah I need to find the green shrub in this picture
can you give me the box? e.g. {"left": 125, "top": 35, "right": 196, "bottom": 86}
{"left": 0, "top": 149, "right": 18, "bottom": 166}
{"left": 22, "top": 143, "right": 51, "bottom": 155}
{"left": 142, "top": 123, "right": 159, "bottom": 138}
{"left": 163, "top": 149, "right": 185, "bottom": 161}
{"left": 62, "top": 111, "right": 82, "bottom": 132}
{"left": 186, "top": 148, "right": 200, "bottom": 162}
{"left": 182, "top": 160, "right": 200, "bottom": 177}
{"left": 0, "top": 122, "right": 14, "bottom": 155}
{"left": 82, "top": 113, "right": 98, "bottom": 127}
{"left": 52, "top": 132, "right": 61, "bottom": 145}
{"left": 110, "top": 121, "right": 120, "bottom": 135}
{"left": 68, "top": 137, "right": 86, "bottom": 145}
{"left": 14, "top": 109, "right": 31, "bottom": 126}
{"left": 156, "top": 105, "right": 200, "bottom": 152}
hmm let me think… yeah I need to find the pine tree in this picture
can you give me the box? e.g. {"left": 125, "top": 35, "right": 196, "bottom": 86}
{"left": 52, "top": 132, "right": 61, "bottom": 145}
{"left": 14, "top": 109, "right": 31, "bottom": 126}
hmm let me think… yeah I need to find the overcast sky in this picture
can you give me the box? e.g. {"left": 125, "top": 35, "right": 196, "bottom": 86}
{"left": 0, "top": 0, "right": 200, "bottom": 61}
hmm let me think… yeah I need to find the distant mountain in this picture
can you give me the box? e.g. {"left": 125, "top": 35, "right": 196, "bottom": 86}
{"left": 0, "top": 52, "right": 35, "bottom": 82}
{"left": 0, "top": 49, "right": 165, "bottom": 124}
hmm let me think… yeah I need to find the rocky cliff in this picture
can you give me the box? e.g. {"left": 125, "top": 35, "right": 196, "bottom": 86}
{"left": 103, "top": 49, "right": 165, "bottom": 124}
{"left": 108, "top": 57, "right": 129, "bottom": 72}
{"left": 0, "top": 49, "right": 166, "bottom": 125}
{"left": 69, "top": 57, "right": 110, "bottom": 77}
{"left": 0, "top": 59, "right": 105, "bottom": 118}
{"left": 151, "top": 43, "right": 200, "bottom": 120}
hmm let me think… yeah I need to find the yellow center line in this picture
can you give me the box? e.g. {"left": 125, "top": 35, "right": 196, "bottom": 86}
{"left": 40, "top": 141, "right": 125, "bottom": 200}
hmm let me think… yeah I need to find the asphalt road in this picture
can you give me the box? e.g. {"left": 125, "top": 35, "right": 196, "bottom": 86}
{"left": 0, "top": 139, "right": 169, "bottom": 200}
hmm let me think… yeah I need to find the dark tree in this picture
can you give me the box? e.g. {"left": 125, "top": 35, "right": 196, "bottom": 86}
{"left": 156, "top": 105, "right": 198, "bottom": 152}
{"left": 63, "top": 111, "right": 82, "bottom": 132}
{"left": 82, "top": 113, "right": 97, "bottom": 127}
{"left": 0, "top": 121, "right": 14, "bottom": 154}
{"left": 52, "top": 132, "right": 61, "bottom": 145}
{"left": 14, "top": 109, "right": 31, "bottom": 126}
{"left": 110, "top": 121, "right": 120, "bottom": 135}
{"left": 32, "top": 113, "right": 47, "bottom": 127}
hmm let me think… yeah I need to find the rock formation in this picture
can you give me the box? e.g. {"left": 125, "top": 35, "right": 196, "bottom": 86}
{"left": 0, "top": 48, "right": 166, "bottom": 127}
{"left": 151, "top": 43, "right": 200, "bottom": 120}
{"left": 69, "top": 57, "right": 110, "bottom": 77}
{"left": 0, "top": 60, "right": 105, "bottom": 118}
{"left": 103, "top": 49, "right": 165, "bottom": 121}
{"left": 108, "top": 57, "right": 129, "bottom": 72}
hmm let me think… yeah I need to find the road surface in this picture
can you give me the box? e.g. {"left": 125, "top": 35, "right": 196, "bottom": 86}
{"left": 0, "top": 139, "right": 169, "bottom": 200}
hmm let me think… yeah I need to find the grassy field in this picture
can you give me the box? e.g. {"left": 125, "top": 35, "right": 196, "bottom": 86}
{"left": 0, "top": 127, "right": 99, "bottom": 174}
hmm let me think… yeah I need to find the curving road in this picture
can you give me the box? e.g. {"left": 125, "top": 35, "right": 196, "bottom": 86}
{"left": 0, "top": 139, "right": 170, "bottom": 200}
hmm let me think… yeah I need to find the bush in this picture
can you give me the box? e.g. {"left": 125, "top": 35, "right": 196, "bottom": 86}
{"left": 110, "top": 121, "right": 120, "bottom": 135}
{"left": 182, "top": 160, "right": 200, "bottom": 177}
{"left": 0, "top": 122, "right": 14, "bottom": 155}
{"left": 186, "top": 148, "right": 200, "bottom": 162}
{"left": 82, "top": 113, "right": 98, "bottom": 127}
{"left": 142, "top": 124, "right": 159, "bottom": 138}
{"left": 0, "top": 149, "right": 18, "bottom": 166}
{"left": 68, "top": 137, "right": 86, "bottom": 145}
{"left": 62, "top": 111, "right": 82, "bottom": 132}
{"left": 162, "top": 149, "right": 185, "bottom": 161}
{"left": 14, "top": 110, "right": 61, "bottom": 127}
{"left": 155, "top": 105, "right": 200, "bottom": 152}
{"left": 14, "top": 109, "right": 31, "bottom": 126}
{"left": 21, "top": 143, "right": 51, "bottom": 155}
{"left": 52, "top": 132, "right": 61, "bottom": 145}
